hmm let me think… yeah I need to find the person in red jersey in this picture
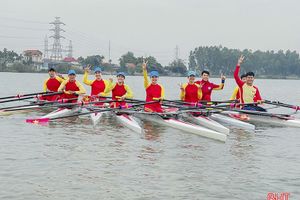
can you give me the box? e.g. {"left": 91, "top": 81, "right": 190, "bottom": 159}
{"left": 234, "top": 55, "right": 265, "bottom": 111}
{"left": 40, "top": 67, "right": 65, "bottom": 101}
{"left": 142, "top": 60, "right": 165, "bottom": 113}
{"left": 180, "top": 71, "right": 202, "bottom": 104}
{"left": 104, "top": 72, "right": 133, "bottom": 108}
{"left": 195, "top": 70, "right": 226, "bottom": 101}
{"left": 83, "top": 65, "right": 112, "bottom": 104}
{"left": 58, "top": 69, "right": 86, "bottom": 103}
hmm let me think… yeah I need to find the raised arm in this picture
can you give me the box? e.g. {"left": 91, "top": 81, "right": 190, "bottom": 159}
{"left": 234, "top": 55, "right": 245, "bottom": 87}
{"left": 83, "top": 66, "right": 93, "bottom": 86}
{"left": 142, "top": 60, "right": 149, "bottom": 88}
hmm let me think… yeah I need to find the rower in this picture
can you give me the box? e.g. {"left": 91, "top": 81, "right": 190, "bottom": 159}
{"left": 58, "top": 69, "right": 86, "bottom": 103}
{"left": 195, "top": 70, "right": 226, "bottom": 101}
{"left": 142, "top": 60, "right": 164, "bottom": 113}
{"left": 40, "top": 67, "right": 65, "bottom": 101}
{"left": 83, "top": 65, "right": 113, "bottom": 103}
{"left": 104, "top": 72, "right": 133, "bottom": 108}
{"left": 180, "top": 71, "right": 202, "bottom": 104}
{"left": 230, "top": 74, "right": 247, "bottom": 101}
{"left": 234, "top": 55, "right": 265, "bottom": 111}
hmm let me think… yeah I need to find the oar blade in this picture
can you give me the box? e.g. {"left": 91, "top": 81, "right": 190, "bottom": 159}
{"left": 26, "top": 118, "right": 50, "bottom": 124}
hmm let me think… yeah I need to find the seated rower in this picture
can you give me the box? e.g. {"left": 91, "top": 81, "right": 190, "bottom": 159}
{"left": 234, "top": 55, "right": 266, "bottom": 112}
{"left": 142, "top": 60, "right": 165, "bottom": 113}
{"left": 58, "top": 69, "right": 86, "bottom": 103}
{"left": 195, "top": 70, "right": 226, "bottom": 102}
{"left": 104, "top": 72, "right": 133, "bottom": 108}
{"left": 230, "top": 74, "right": 247, "bottom": 101}
{"left": 180, "top": 71, "right": 202, "bottom": 105}
{"left": 40, "top": 67, "right": 65, "bottom": 101}
{"left": 83, "top": 65, "right": 112, "bottom": 104}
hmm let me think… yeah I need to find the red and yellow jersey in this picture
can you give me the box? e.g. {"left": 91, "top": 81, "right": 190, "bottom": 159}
{"left": 143, "top": 69, "right": 164, "bottom": 112}
{"left": 43, "top": 76, "right": 64, "bottom": 92}
{"left": 180, "top": 83, "right": 202, "bottom": 103}
{"left": 234, "top": 65, "right": 262, "bottom": 103}
{"left": 58, "top": 79, "right": 86, "bottom": 100}
{"left": 104, "top": 82, "right": 133, "bottom": 108}
{"left": 195, "top": 80, "right": 224, "bottom": 101}
{"left": 230, "top": 86, "right": 240, "bottom": 100}
{"left": 83, "top": 71, "right": 112, "bottom": 96}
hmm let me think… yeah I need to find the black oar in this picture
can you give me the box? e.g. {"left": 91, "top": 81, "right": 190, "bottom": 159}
{"left": 264, "top": 100, "right": 300, "bottom": 111}
{"left": 162, "top": 99, "right": 238, "bottom": 105}
{"left": 228, "top": 108, "right": 293, "bottom": 120}
{"left": 26, "top": 101, "right": 156, "bottom": 124}
{"left": 3, "top": 99, "right": 119, "bottom": 112}
{"left": 0, "top": 97, "right": 79, "bottom": 111}
{"left": 0, "top": 91, "right": 52, "bottom": 100}
{"left": 0, "top": 92, "right": 63, "bottom": 104}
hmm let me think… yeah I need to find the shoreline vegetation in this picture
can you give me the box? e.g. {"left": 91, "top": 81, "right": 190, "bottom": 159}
{"left": 1, "top": 45, "right": 300, "bottom": 79}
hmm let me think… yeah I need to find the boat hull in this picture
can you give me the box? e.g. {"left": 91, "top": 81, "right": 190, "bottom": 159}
{"left": 136, "top": 114, "right": 226, "bottom": 142}
{"left": 181, "top": 113, "right": 230, "bottom": 135}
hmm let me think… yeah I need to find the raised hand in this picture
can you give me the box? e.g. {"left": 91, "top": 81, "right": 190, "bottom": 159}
{"left": 221, "top": 73, "right": 226, "bottom": 80}
{"left": 237, "top": 55, "right": 245, "bottom": 66}
{"left": 84, "top": 64, "right": 91, "bottom": 72}
{"left": 142, "top": 58, "right": 148, "bottom": 70}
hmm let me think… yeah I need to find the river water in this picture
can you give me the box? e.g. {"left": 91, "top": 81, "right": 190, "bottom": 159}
{"left": 0, "top": 72, "right": 299, "bottom": 200}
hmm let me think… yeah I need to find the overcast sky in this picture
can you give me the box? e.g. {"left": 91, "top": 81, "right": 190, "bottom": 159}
{"left": 0, "top": 0, "right": 299, "bottom": 65}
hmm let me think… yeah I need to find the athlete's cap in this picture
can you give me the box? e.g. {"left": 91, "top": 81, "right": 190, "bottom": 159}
{"left": 149, "top": 70, "right": 159, "bottom": 77}
{"left": 68, "top": 69, "right": 76, "bottom": 75}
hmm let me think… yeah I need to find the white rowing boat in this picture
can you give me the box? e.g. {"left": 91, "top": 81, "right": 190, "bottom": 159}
{"left": 115, "top": 113, "right": 142, "bottom": 133}
{"left": 135, "top": 113, "right": 227, "bottom": 142}
{"left": 42, "top": 107, "right": 81, "bottom": 119}
{"left": 223, "top": 111, "right": 300, "bottom": 128}
{"left": 210, "top": 113, "right": 255, "bottom": 130}
{"left": 181, "top": 113, "right": 230, "bottom": 135}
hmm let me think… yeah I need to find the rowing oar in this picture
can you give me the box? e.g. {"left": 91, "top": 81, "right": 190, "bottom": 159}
{"left": 264, "top": 100, "right": 300, "bottom": 111}
{"left": 0, "top": 98, "right": 79, "bottom": 111}
{"left": 0, "top": 91, "right": 52, "bottom": 100}
{"left": 25, "top": 101, "right": 157, "bottom": 124}
{"left": 228, "top": 108, "right": 293, "bottom": 120}
{"left": 162, "top": 99, "right": 238, "bottom": 105}
{"left": 2, "top": 99, "right": 119, "bottom": 112}
{"left": 0, "top": 92, "right": 63, "bottom": 104}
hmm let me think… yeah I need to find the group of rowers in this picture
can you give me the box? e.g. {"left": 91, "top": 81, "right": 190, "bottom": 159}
{"left": 41, "top": 55, "right": 265, "bottom": 113}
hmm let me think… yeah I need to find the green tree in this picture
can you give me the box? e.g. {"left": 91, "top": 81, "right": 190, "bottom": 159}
{"left": 168, "top": 59, "right": 187, "bottom": 75}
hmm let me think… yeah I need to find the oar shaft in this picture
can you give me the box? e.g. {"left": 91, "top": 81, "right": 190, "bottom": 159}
{"left": 0, "top": 91, "right": 50, "bottom": 100}
{"left": 0, "top": 92, "right": 63, "bottom": 104}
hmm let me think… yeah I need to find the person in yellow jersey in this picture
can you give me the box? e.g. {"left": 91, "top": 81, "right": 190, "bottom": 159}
{"left": 142, "top": 60, "right": 165, "bottom": 113}
{"left": 104, "top": 72, "right": 133, "bottom": 108}
{"left": 58, "top": 69, "right": 86, "bottom": 103}
{"left": 180, "top": 71, "right": 202, "bottom": 104}
{"left": 83, "top": 65, "right": 113, "bottom": 104}
{"left": 230, "top": 74, "right": 247, "bottom": 101}
{"left": 40, "top": 67, "right": 65, "bottom": 101}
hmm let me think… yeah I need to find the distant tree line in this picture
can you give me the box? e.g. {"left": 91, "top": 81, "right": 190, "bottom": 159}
{"left": 1, "top": 46, "right": 300, "bottom": 78}
{"left": 189, "top": 46, "right": 300, "bottom": 78}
